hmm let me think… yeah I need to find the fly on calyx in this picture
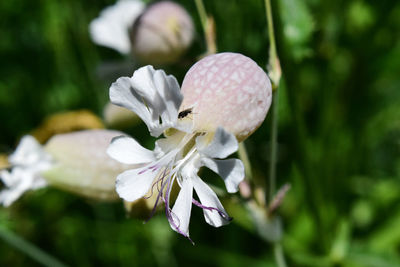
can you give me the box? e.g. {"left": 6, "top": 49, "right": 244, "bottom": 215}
{"left": 178, "top": 108, "right": 193, "bottom": 119}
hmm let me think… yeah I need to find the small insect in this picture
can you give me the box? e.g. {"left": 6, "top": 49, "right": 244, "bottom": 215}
{"left": 178, "top": 108, "right": 193, "bottom": 119}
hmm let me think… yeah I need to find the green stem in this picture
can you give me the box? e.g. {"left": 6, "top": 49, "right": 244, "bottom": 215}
{"left": 265, "top": 0, "right": 278, "bottom": 70}
{"left": 268, "top": 89, "right": 279, "bottom": 202}
{"left": 265, "top": 0, "right": 281, "bottom": 202}
{"left": 194, "top": 0, "right": 208, "bottom": 32}
{"left": 264, "top": 0, "right": 286, "bottom": 266}
{"left": 194, "top": 0, "right": 216, "bottom": 54}
{"left": 238, "top": 142, "right": 253, "bottom": 181}
{"left": 274, "top": 242, "right": 287, "bottom": 267}
{"left": 0, "top": 226, "right": 68, "bottom": 267}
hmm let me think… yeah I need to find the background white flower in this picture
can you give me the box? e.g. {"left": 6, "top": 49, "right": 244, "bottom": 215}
{"left": 89, "top": 0, "right": 145, "bottom": 54}
{"left": 0, "top": 130, "right": 134, "bottom": 206}
{"left": 0, "top": 136, "right": 51, "bottom": 206}
{"left": 90, "top": 0, "right": 194, "bottom": 65}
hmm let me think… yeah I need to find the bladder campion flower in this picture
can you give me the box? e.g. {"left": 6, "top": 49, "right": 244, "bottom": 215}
{"left": 107, "top": 52, "right": 272, "bottom": 242}
{"left": 0, "top": 130, "right": 133, "bottom": 206}
{"left": 90, "top": 0, "right": 194, "bottom": 65}
{"left": 90, "top": 0, "right": 145, "bottom": 55}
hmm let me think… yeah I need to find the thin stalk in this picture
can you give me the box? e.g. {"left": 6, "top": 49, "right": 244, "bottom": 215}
{"left": 238, "top": 142, "right": 253, "bottom": 181}
{"left": 266, "top": 0, "right": 277, "bottom": 71}
{"left": 264, "top": 0, "right": 281, "bottom": 205}
{"left": 274, "top": 242, "right": 286, "bottom": 267}
{"left": 264, "top": 0, "right": 286, "bottom": 266}
{"left": 265, "top": 0, "right": 281, "bottom": 201}
{"left": 194, "top": 0, "right": 207, "bottom": 32}
{"left": 265, "top": 0, "right": 281, "bottom": 88}
{"left": 268, "top": 88, "right": 279, "bottom": 201}
{"left": 194, "top": 0, "right": 216, "bottom": 54}
{"left": 0, "top": 226, "right": 68, "bottom": 267}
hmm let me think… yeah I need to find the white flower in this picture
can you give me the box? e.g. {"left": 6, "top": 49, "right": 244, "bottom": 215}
{"left": 107, "top": 65, "right": 245, "bottom": 242}
{"left": 89, "top": 0, "right": 145, "bottom": 54}
{"left": 0, "top": 130, "right": 133, "bottom": 206}
{"left": 131, "top": 1, "right": 194, "bottom": 65}
{"left": 0, "top": 136, "right": 51, "bottom": 207}
{"left": 89, "top": 0, "right": 194, "bottom": 65}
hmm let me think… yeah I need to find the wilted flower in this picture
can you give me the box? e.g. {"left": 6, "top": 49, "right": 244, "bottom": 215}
{"left": 31, "top": 110, "right": 104, "bottom": 143}
{"left": 90, "top": 0, "right": 194, "bottom": 65}
{"left": 107, "top": 52, "right": 272, "bottom": 242}
{"left": 0, "top": 130, "right": 132, "bottom": 206}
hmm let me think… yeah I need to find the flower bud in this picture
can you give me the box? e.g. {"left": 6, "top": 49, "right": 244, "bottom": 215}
{"left": 131, "top": 1, "right": 194, "bottom": 65}
{"left": 180, "top": 53, "right": 272, "bottom": 141}
{"left": 42, "top": 130, "right": 133, "bottom": 201}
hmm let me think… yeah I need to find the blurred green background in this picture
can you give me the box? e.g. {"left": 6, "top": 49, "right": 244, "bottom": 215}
{"left": 1, "top": 0, "right": 400, "bottom": 266}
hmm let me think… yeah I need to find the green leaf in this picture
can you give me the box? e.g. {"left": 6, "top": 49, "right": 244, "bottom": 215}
{"left": 368, "top": 208, "right": 400, "bottom": 252}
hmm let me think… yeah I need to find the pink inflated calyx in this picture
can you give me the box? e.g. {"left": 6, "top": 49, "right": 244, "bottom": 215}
{"left": 131, "top": 1, "right": 194, "bottom": 65}
{"left": 180, "top": 52, "right": 272, "bottom": 141}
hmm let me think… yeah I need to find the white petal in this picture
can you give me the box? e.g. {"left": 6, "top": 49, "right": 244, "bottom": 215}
{"left": 9, "top": 135, "right": 53, "bottom": 173}
{"left": 0, "top": 135, "right": 51, "bottom": 206}
{"left": 115, "top": 166, "right": 158, "bottom": 202}
{"left": 107, "top": 136, "right": 155, "bottom": 164}
{"left": 154, "top": 131, "right": 186, "bottom": 157}
{"left": 170, "top": 178, "right": 193, "bottom": 236}
{"left": 110, "top": 66, "right": 183, "bottom": 137}
{"left": 196, "top": 127, "right": 238, "bottom": 159}
{"left": 153, "top": 70, "right": 182, "bottom": 126}
{"left": 0, "top": 169, "right": 27, "bottom": 206}
{"left": 192, "top": 175, "right": 230, "bottom": 227}
{"left": 0, "top": 189, "right": 20, "bottom": 207}
{"left": 89, "top": 0, "right": 145, "bottom": 54}
{"left": 201, "top": 158, "right": 244, "bottom": 193}
{"left": 0, "top": 169, "right": 15, "bottom": 188}
{"left": 0, "top": 168, "right": 47, "bottom": 207}
{"left": 31, "top": 177, "right": 47, "bottom": 190}
{"left": 110, "top": 76, "right": 152, "bottom": 124}
{"left": 131, "top": 66, "right": 182, "bottom": 134}
{"left": 9, "top": 135, "right": 50, "bottom": 166}
{"left": 115, "top": 148, "right": 179, "bottom": 201}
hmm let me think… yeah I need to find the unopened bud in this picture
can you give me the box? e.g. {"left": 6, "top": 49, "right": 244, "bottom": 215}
{"left": 131, "top": 1, "right": 194, "bottom": 65}
{"left": 42, "top": 130, "right": 134, "bottom": 201}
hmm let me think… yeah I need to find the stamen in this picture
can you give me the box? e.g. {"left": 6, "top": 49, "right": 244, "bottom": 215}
{"left": 144, "top": 167, "right": 170, "bottom": 221}
{"left": 143, "top": 175, "right": 162, "bottom": 200}
{"left": 143, "top": 167, "right": 165, "bottom": 200}
{"left": 140, "top": 133, "right": 199, "bottom": 244}
{"left": 145, "top": 159, "right": 177, "bottom": 223}
{"left": 149, "top": 165, "right": 159, "bottom": 172}
{"left": 138, "top": 169, "right": 147, "bottom": 175}
{"left": 138, "top": 164, "right": 160, "bottom": 175}
{"left": 192, "top": 199, "right": 233, "bottom": 221}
